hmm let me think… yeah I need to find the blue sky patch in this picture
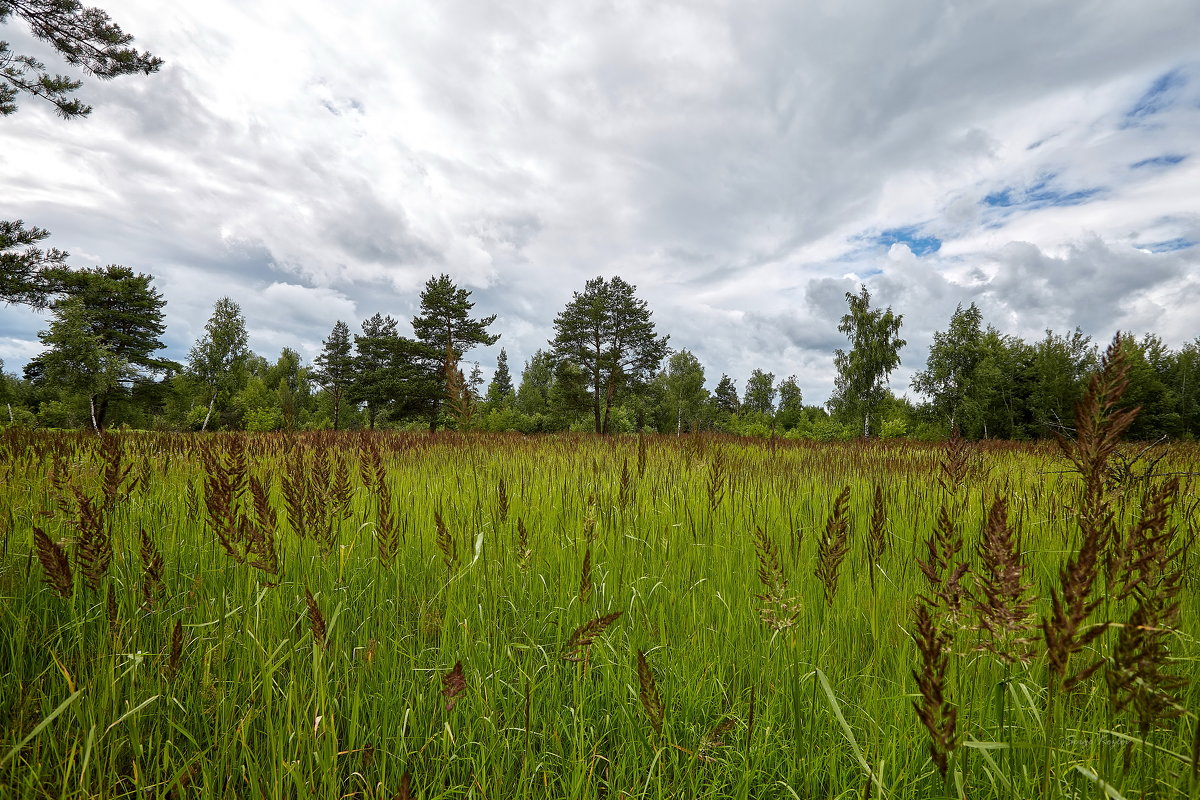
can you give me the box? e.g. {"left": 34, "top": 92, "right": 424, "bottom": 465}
{"left": 1130, "top": 154, "right": 1187, "bottom": 169}
{"left": 1124, "top": 68, "right": 1187, "bottom": 124}
{"left": 1139, "top": 237, "right": 1196, "bottom": 253}
{"left": 983, "top": 173, "right": 1105, "bottom": 211}
{"left": 875, "top": 225, "right": 942, "bottom": 256}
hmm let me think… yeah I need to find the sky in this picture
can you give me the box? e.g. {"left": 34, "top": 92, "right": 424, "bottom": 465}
{"left": 2, "top": 0, "right": 1199, "bottom": 404}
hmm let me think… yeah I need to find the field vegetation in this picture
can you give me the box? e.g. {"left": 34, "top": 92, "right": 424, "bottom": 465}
{"left": 1, "top": 343, "right": 1198, "bottom": 799}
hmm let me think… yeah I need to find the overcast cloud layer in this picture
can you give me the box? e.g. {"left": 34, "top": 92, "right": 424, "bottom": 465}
{"left": 2, "top": 0, "right": 1199, "bottom": 402}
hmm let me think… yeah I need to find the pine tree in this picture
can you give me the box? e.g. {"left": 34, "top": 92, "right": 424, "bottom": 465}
{"left": 351, "top": 313, "right": 440, "bottom": 429}
{"left": 1, "top": 2, "right": 161, "bottom": 307}
{"left": 551, "top": 276, "right": 669, "bottom": 433}
{"left": 411, "top": 275, "right": 499, "bottom": 430}
{"left": 714, "top": 374, "right": 740, "bottom": 417}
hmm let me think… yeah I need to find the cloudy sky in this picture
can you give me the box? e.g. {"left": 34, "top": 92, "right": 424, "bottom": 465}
{"left": 2, "top": 0, "right": 1199, "bottom": 402}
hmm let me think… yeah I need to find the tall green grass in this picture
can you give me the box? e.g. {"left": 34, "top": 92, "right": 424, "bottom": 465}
{"left": 0, "top": 423, "right": 1197, "bottom": 799}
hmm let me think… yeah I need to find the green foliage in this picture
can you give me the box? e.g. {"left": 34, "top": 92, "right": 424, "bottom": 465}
{"left": 516, "top": 349, "right": 554, "bottom": 416}
{"left": 0, "top": 220, "right": 67, "bottom": 308}
{"left": 1119, "top": 333, "right": 1179, "bottom": 440}
{"left": 658, "top": 350, "right": 709, "bottom": 434}
{"left": 775, "top": 375, "right": 803, "bottom": 430}
{"left": 23, "top": 265, "right": 175, "bottom": 428}
{"left": 912, "top": 303, "right": 985, "bottom": 433}
{"left": 350, "top": 313, "right": 440, "bottom": 430}
{"left": 34, "top": 297, "right": 132, "bottom": 430}
{"left": 830, "top": 285, "right": 906, "bottom": 437}
{"left": 549, "top": 360, "right": 591, "bottom": 429}
{"left": 411, "top": 275, "right": 499, "bottom": 430}
{"left": 551, "top": 275, "right": 670, "bottom": 433}
{"left": 713, "top": 373, "right": 739, "bottom": 417}
{"left": 1028, "top": 327, "right": 1097, "bottom": 435}
{"left": 313, "top": 320, "right": 355, "bottom": 430}
{"left": 186, "top": 297, "right": 249, "bottom": 431}
{"left": 484, "top": 348, "right": 515, "bottom": 411}
{"left": 742, "top": 369, "right": 776, "bottom": 416}
{"left": 0, "top": 0, "right": 162, "bottom": 119}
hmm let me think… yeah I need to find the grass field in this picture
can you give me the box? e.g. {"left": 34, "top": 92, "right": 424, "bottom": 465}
{"left": 2, "top": 399, "right": 1199, "bottom": 797}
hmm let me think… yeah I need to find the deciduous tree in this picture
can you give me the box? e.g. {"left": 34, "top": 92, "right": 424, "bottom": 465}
{"left": 187, "top": 297, "right": 249, "bottom": 431}
{"left": 776, "top": 375, "right": 803, "bottom": 430}
{"left": 35, "top": 297, "right": 131, "bottom": 430}
{"left": 912, "top": 303, "right": 985, "bottom": 434}
{"left": 742, "top": 369, "right": 777, "bottom": 415}
{"left": 661, "top": 350, "right": 708, "bottom": 434}
{"left": 830, "top": 285, "right": 906, "bottom": 437}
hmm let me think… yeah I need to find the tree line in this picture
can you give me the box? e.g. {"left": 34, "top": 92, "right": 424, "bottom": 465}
{"left": 3, "top": 267, "right": 1200, "bottom": 441}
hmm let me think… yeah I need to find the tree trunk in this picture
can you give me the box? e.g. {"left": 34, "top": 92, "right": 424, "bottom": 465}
{"left": 88, "top": 395, "right": 100, "bottom": 432}
{"left": 676, "top": 405, "right": 682, "bottom": 436}
{"left": 201, "top": 393, "right": 215, "bottom": 432}
{"left": 97, "top": 394, "right": 111, "bottom": 430}
{"left": 6, "top": 403, "right": 12, "bottom": 424}
{"left": 332, "top": 385, "right": 341, "bottom": 430}
{"left": 592, "top": 380, "right": 602, "bottom": 434}
{"left": 601, "top": 378, "right": 617, "bottom": 435}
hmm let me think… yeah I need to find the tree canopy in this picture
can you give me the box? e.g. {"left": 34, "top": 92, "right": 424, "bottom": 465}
{"left": 551, "top": 276, "right": 670, "bottom": 433}
{"left": 186, "top": 297, "right": 249, "bottom": 431}
{"left": 313, "top": 320, "right": 354, "bottom": 430}
{"left": 410, "top": 274, "right": 498, "bottom": 429}
{"left": 830, "top": 285, "right": 906, "bottom": 437}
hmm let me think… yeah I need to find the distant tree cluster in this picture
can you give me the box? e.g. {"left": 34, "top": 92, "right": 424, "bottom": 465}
{"left": 6, "top": 270, "right": 1199, "bottom": 442}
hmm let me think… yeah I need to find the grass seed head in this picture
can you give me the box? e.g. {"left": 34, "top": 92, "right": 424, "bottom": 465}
{"left": 304, "top": 588, "right": 327, "bottom": 650}
{"left": 637, "top": 649, "right": 664, "bottom": 736}
{"left": 441, "top": 661, "right": 467, "bottom": 710}
{"left": 32, "top": 525, "right": 73, "bottom": 599}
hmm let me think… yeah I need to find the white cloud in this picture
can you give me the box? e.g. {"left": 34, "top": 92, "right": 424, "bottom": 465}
{"left": 1, "top": 0, "right": 1198, "bottom": 401}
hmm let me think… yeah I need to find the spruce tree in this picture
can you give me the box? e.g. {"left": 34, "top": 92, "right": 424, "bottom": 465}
{"left": 313, "top": 320, "right": 354, "bottom": 430}
{"left": 484, "top": 348, "right": 515, "bottom": 410}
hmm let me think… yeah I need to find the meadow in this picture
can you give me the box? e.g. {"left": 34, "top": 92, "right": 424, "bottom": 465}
{"left": 1, "top": 359, "right": 1198, "bottom": 799}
